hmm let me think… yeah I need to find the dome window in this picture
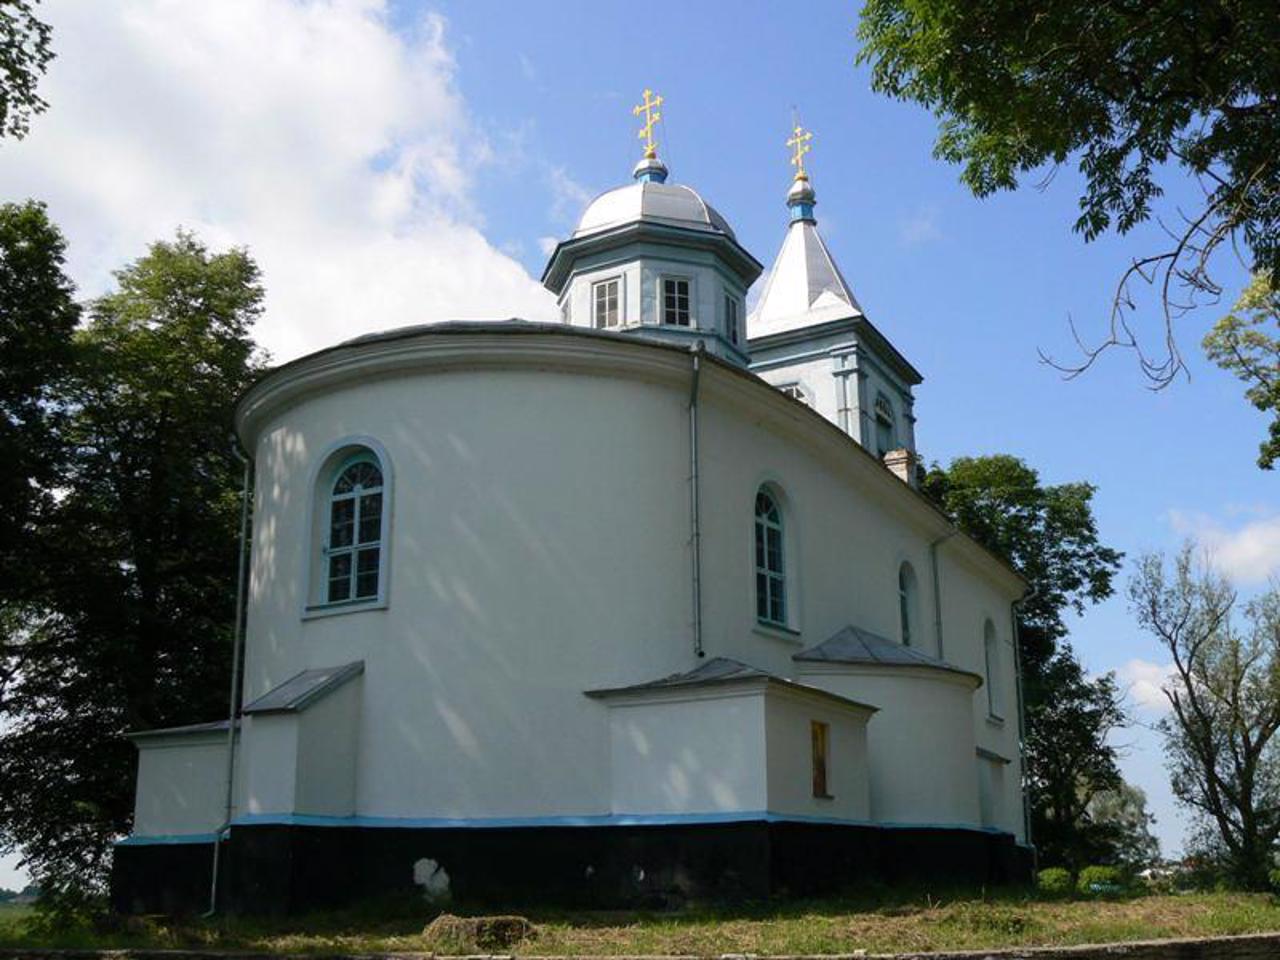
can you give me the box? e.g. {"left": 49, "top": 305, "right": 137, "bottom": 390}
{"left": 724, "top": 293, "right": 740, "bottom": 345}
{"left": 662, "top": 277, "right": 691, "bottom": 326}
{"left": 592, "top": 277, "right": 620, "bottom": 329}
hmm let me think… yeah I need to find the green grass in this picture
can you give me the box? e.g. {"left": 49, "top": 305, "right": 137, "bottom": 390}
{"left": 2, "top": 889, "right": 1279, "bottom": 955}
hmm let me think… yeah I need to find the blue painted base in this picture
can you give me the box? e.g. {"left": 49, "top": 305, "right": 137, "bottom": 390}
{"left": 111, "top": 819, "right": 1034, "bottom": 915}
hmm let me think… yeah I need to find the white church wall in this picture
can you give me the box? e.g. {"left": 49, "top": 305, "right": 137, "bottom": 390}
{"left": 295, "top": 675, "right": 362, "bottom": 817}
{"left": 242, "top": 713, "right": 299, "bottom": 815}
{"left": 604, "top": 690, "right": 768, "bottom": 815}
{"left": 235, "top": 331, "right": 1024, "bottom": 837}
{"left": 132, "top": 732, "right": 230, "bottom": 837}
{"left": 763, "top": 690, "right": 870, "bottom": 822}
{"left": 795, "top": 666, "right": 979, "bottom": 827}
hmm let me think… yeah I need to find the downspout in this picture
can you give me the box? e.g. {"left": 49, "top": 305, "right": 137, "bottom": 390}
{"left": 688, "top": 341, "right": 705, "bottom": 658}
{"left": 1011, "top": 584, "right": 1039, "bottom": 863}
{"left": 206, "top": 440, "right": 253, "bottom": 916}
{"left": 929, "top": 531, "right": 956, "bottom": 658}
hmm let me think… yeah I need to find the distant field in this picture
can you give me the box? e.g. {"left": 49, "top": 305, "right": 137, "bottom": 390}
{"left": 1, "top": 890, "right": 1280, "bottom": 955}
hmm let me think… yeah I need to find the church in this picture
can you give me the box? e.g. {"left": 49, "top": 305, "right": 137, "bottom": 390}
{"left": 111, "top": 94, "right": 1033, "bottom": 914}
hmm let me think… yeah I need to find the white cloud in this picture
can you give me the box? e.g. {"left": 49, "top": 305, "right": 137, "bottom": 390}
{"left": 1117, "top": 658, "right": 1175, "bottom": 715}
{"left": 537, "top": 236, "right": 559, "bottom": 256}
{"left": 1168, "top": 509, "right": 1280, "bottom": 585}
{"left": 898, "top": 206, "right": 942, "bottom": 247}
{"left": 0, "top": 0, "right": 556, "bottom": 362}
{"left": 547, "top": 165, "right": 594, "bottom": 225}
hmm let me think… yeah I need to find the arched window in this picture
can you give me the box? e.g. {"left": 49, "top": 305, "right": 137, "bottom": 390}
{"left": 898, "top": 562, "right": 919, "bottom": 646}
{"left": 984, "top": 619, "right": 1003, "bottom": 718}
{"left": 325, "top": 454, "right": 384, "bottom": 603}
{"left": 755, "top": 488, "right": 786, "bottom": 626}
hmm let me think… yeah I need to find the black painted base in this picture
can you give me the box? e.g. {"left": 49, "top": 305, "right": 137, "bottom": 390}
{"left": 111, "top": 822, "right": 1035, "bottom": 916}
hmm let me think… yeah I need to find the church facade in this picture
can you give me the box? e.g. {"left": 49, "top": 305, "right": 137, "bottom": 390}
{"left": 112, "top": 111, "right": 1033, "bottom": 914}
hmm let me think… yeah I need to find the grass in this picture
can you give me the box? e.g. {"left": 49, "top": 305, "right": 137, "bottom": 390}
{"left": 2, "top": 889, "right": 1280, "bottom": 955}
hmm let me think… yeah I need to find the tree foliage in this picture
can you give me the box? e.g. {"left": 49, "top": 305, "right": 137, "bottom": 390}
{"left": 1203, "top": 271, "right": 1280, "bottom": 469}
{"left": 0, "top": 1, "right": 54, "bottom": 140}
{"left": 0, "top": 230, "right": 264, "bottom": 894}
{"left": 923, "top": 455, "right": 1126, "bottom": 869}
{"left": 1130, "top": 545, "right": 1280, "bottom": 890}
{"left": 857, "top": 0, "right": 1280, "bottom": 386}
{"left": 1086, "top": 781, "right": 1161, "bottom": 870}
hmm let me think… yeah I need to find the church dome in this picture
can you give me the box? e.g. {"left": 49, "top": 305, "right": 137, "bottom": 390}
{"left": 572, "top": 181, "right": 737, "bottom": 242}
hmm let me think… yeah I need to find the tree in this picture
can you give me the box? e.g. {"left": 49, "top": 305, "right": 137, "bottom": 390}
{"left": 1086, "top": 781, "right": 1161, "bottom": 870}
{"left": 1130, "top": 545, "right": 1280, "bottom": 890}
{"left": 1203, "top": 271, "right": 1280, "bottom": 469}
{"left": 857, "top": 0, "right": 1280, "bottom": 387}
{"left": 923, "top": 455, "right": 1126, "bottom": 869}
{"left": 0, "top": 1, "right": 54, "bottom": 140}
{"left": 0, "top": 200, "right": 77, "bottom": 631}
{"left": 0, "top": 231, "right": 265, "bottom": 896}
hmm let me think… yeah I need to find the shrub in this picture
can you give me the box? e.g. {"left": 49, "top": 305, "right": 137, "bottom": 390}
{"left": 1077, "top": 865, "right": 1126, "bottom": 896}
{"left": 1037, "top": 867, "right": 1073, "bottom": 895}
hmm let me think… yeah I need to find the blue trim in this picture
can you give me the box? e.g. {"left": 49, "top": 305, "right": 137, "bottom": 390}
{"left": 226, "top": 810, "right": 1015, "bottom": 838}
{"left": 115, "top": 832, "right": 218, "bottom": 847}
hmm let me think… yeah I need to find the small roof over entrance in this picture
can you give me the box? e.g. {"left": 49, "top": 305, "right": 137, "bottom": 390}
{"left": 242, "top": 661, "right": 364, "bottom": 715}
{"left": 795, "top": 626, "right": 982, "bottom": 686}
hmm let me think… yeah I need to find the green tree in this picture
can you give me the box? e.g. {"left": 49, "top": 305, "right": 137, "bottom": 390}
{"left": 0, "top": 1, "right": 54, "bottom": 139}
{"left": 1203, "top": 271, "right": 1280, "bottom": 468}
{"left": 1130, "top": 545, "right": 1280, "bottom": 890}
{"left": 1086, "top": 781, "right": 1160, "bottom": 870}
{"left": 0, "top": 231, "right": 265, "bottom": 896}
{"left": 857, "top": 0, "right": 1280, "bottom": 386}
{"left": 0, "top": 200, "right": 77, "bottom": 628}
{"left": 923, "top": 455, "right": 1126, "bottom": 870}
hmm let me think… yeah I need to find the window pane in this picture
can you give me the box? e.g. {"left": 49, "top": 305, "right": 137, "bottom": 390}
{"left": 770, "top": 577, "right": 786, "bottom": 623}
{"left": 358, "top": 492, "right": 382, "bottom": 544}
{"left": 329, "top": 498, "right": 355, "bottom": 548}
{"left": 355, "top": 547, "right": 380, "bottom": 598}
{"left": 327, "top": 553, "right": 352, "bottom": 602}
{"left": 756, "top": 573, "right": 768, "bottom": 618}
{"left": 766, "top": 527, "right": 782, "bottom": 571}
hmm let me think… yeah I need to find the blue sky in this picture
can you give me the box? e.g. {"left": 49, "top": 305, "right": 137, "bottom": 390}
{"left": 0, "top": 0, "right": 1275, "bottom": 887}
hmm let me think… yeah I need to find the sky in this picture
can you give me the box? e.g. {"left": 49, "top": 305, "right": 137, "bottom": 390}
{"left": 1, "top": 0, "right": 1276, "bottom": 889}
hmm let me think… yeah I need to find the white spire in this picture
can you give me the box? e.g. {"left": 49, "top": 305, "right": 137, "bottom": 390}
{"left": 748, "top": 215, "right": 863, "bottom": 338}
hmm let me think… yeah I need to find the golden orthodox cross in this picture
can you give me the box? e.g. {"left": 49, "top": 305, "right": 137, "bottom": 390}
{"left": 787, "top": 124, "right": 813, "bottom": 177}
{"left": 633, "top": 88, "right": 664, "bottom": 159}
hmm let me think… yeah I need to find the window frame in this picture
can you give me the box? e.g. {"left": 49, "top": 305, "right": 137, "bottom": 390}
{"left": 724, "top": 292, "right": 740, "bottom": 344}
{"left": 811, "top": 720, "right": 832, "bottom": 799}
{"left": 984, "top": 619, "right": 1004, "bottom": 720}
{"left": 303, "top": 437, "right": 393, "bottom": 619}
{"left": 754, "top": 487, "right": 787, "bottom": 628}
{"left": 661, "top": 275, "right": 692, "bottom": 327}
{"left": 324, "top": 454, "right": 384, "bottom": 605}
{"left": 592, "top": 276, "right": 621, "bottom": 329}
{"left": 898, "top": 562, "right": 918, "bottom": 647}
{"left": 778, "top": 382, "right": 811, "bottom": 406}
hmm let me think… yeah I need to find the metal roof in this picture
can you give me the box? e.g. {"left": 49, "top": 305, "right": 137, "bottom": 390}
{"left": 127, "top": 718, "right": 234, "bottom": 740}
{"left": 794, "top": 625, "right": 983, "bottom": 686}
{"left": 586, "top": 656, "right": 876, "bottom": 713}
{"left": 241, "top": 661, "right": 364, "bottom": 715}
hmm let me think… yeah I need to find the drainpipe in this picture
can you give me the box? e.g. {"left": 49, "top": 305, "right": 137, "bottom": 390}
{"left": 206, "top": 440, "right": 253, "bottom": 916}
{"left": 688, "top": 342, "right": 705, "bottom": 658}
{"left": 1011, "top": 584, "right": 1039, "bottom": 863}
{"left": 929, "top": 531, "right": 956, "bottom": 659}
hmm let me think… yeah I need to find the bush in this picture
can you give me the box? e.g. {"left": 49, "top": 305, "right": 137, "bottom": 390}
{"left": 1077, "top": 865, "right": 1126, "bottom": 896}
{"left": 1037, "top": 867, "right": 1073, "bottom": 895}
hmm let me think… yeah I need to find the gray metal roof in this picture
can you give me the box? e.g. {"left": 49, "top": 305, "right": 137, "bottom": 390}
{"left": 127, "top": 718, "right": 234, "bottom": 740}
{"left": 794, "top": 625, "right": 983, "bottom": 686}
{"left": 586, "top": 656, "right": 876, "bottom": 713}
{"left": 242, "top": 661, "right": 364, "bottom": 715}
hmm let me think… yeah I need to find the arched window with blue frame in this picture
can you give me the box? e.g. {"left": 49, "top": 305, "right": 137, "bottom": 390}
{"left": 755, "top": 488, "right": 786, "bottom": 626}
{"left": 326, "top": 454, "right": 384, "bottom": 603}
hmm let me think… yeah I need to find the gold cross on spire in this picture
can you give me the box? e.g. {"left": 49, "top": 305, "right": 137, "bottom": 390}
{"left": 787, "top": 124, "right": 813, "bottom": 178}
{"left": 633, "top": 88, "right": 664, "bottom": 159}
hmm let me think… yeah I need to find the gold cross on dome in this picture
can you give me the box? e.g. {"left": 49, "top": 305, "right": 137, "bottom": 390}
{"left": 787, "top": 124, "right": 813, "bottom": 177}
{"left": 633, "top": 88, "right": 664, "bottom": 159}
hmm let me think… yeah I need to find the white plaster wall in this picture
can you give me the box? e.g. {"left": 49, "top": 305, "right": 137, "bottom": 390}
{"left": 238, "top": 333, "right": 1024, "bottom": 837}
{"left": 605, "top": 692, "right": 767, "bottom": 815}
{"left": 295, "top": 676, "right": 361, "bottom": 817}
{"left": 133, "top": 734, "right": 230, "bottom": 836}
{"left": 798, "top": 666, "right": 979, "bottom": 827}
{"left": 764, "top": 692, "right": 870, "bottom": 821}
{"left": 242, "top": 714, "right": 298, "bottom": 815}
